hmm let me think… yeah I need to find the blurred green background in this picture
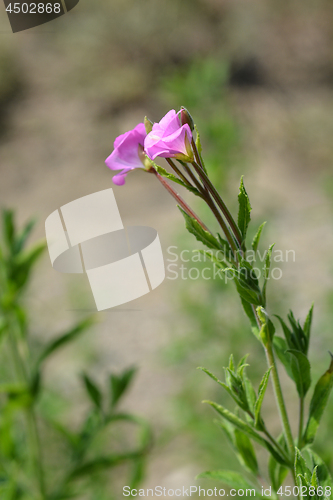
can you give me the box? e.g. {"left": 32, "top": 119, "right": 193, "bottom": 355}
{"left": 0, "top": 0, "right": 333, "bottom": 498}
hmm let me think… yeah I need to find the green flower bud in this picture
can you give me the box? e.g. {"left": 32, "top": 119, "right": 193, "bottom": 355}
{"left": 144, "top": 116, "right": 154, "bottom": 135}
{"left": 180, "top": 106, "right": 195, "bottom": 132}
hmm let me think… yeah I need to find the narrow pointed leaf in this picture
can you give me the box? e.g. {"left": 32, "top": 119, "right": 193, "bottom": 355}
{"left": 179, "top": 208, "right": 222, "bottom": 250}
{"left": 82, "top": 374, "right": 102, "bottom": 410}
{"left": 14, "top": 218, "right": 36, "bottom": 254}
{"left": 37, "top": 317, "right": 95, "bottom": 367}
{"left": 237, "top": 176, "right": 251, "bottom": 241}
{"left": 303, "top": 303, "right": 314, "bottom": 352}
{"left": 304, "top": 355, "right": 333, "bottom": 445}
{"left": 262, "top": 244, "right": 275, "bottom": 306}
{"left": 196, "top": 470, "right": 258, "bottom": 493}
{"left": 307, "top": 449, "right": 333, "bottom": 489}
{"left": 152, "top": 163, "right": 201, "bottom": 196}
{"left": 252, "top": 222, "right": 266, "bottom": 253}
{"left": 234, "top": 429, "right": 258, "bottom": 474}
{"left": 205, "top": 401, "right": 289, "bottom": 466}
{"left": 254, "top": 367, "right": 272, "bottom": 428}
{"left": 287, "top": 349, "right": 311, "bottom": 398}
{"left": 196, "top": 250, "right": 228, "bottom": 269}
{"left": 273, "top": 336, "right": 294, "bottom": 380}
{"left": 295, "top": 448, "right": 311, "bottom": 483}
{"left": 110, "top": 367, "right": 136, "bottom": 408}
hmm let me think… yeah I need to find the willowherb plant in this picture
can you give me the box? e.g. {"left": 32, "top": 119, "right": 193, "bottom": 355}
{"left": 106, "top": 107, "right": 333, "bottom": 500}
{"left": 0, "top": 210, "right": 151, "bottom": 500}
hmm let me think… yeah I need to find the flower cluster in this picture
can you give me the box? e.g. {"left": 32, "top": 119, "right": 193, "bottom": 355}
{"left": 105, "top": 109, "right": 193, "bottom": 185}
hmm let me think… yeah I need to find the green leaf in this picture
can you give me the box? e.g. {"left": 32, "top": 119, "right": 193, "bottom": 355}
{"left": 110, "top": 367, "right": 136, "bottom": 408}
{"left": 198, "top": 367, "right": 246, "bottom": 411}
{"left": 243, "top": 374, "right": 257, "bottom": 415}
{"left": 223, "top": 267, "right": 261, "bottom": 305}
{"left": 37, "top": 317, "right": 95, "bottom": 367}
{"left": 287, "top": 349, "right": 311, "bottom": 398}
{"left": 218, "top": 420, "right": 257, "bottom": 474}
{"left": 196, "top": 470, "right": 258, "bottom": 493}
{"left": 311, "top": 466, "right": 319, "bottom": 490}
{"left": 151, "top": 162, "right": 201, "bottom": 196}
{"left": 68, "top": 453, "right": 142, "bottom": 478}
{"left": 254, "top": 367, "right": 272, "bottom": 429}
{"left": 195, "top": 250, "right": 228, "bottom": 269}
{"left": 303, "top": 303, "right": 314, "bottom": 350}
{"left": 252, "top": 222, "right": 266, "bottom": 253}
{"left": 179, "top": 207, "right": 221, "bottom": 250}
{"left": 14, "top": 218, "right": 36, "bottom": 254}
{"left": 275, "top": 316, "right": 293, "bottom": 349}
{"left": 205, "top": 401, "right": 289, "bottom": 466}
{"left": 241, "top": 299, "right": 260, "bottom": 339}
{"left": 82, "top": 374, "right": 102, "bottom": 410}
{"left": 269, "top": 445, "right": 289, "bottom": 493}
{"left": 307, "top": 449, "right": 333, "bottom": 489}
{"left": 295, "top": 448, "right": 311, "bottom": 483}
{"left": 217, "top": 234, "right": 232, "bottom": 258}
{"left": 237, "top": 176, "right": 251, "bottom": 242}
{"left": 262, "top": 244, "right": 275, "bottom": 307}
{"left": 304, "top": 355, "right": 333, "bottom": 445}
{"left": 273, "top": 336, "right": 294, "bottom": 380}
{"left": 234, "top": 429, "right": 258, "bottom": 474}
{"left": 2, "top": 209, "right": 15, "bottom": 252}
{"left": 12, "top": 241, "right": 46, "bottom": 290}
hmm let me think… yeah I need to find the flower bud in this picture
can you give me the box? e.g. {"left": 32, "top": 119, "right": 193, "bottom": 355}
{"left": 144, "top": 116, "right": 154, "bottom": 135}
{"left": 180, "top": 106, "right": 195, "bottom": 132}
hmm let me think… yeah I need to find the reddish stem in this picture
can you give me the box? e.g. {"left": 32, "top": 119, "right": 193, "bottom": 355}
{"left": 154, "top": 171, "right": 210, "bottom": 233}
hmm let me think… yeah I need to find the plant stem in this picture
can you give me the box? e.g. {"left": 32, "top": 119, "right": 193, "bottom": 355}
{"left": 252, "top": 306, "right": 295, "bottom": 461}
{"left": 297, "top": 398, "right": 304, "bottom": 449}
{"left": 265, "top": 339, "right": 295, "bottom": 460}
{"left": 165, "top": 158, "right": 194, "bottom": 188}
{"left": 154, "top": 171, "right": 210, "bottom": 233}
{"left": 261, "top": 425, "right": 291, "bottom": 465}
{"left": 191, "top": 160, "right": 243, "bottom": 248}
{"left": 7, "top": 314, "right": 46, "bottom": 500}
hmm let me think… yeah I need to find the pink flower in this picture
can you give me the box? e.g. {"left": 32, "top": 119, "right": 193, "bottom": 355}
{"left": 144, "top": 110, "right": 193, "bottom": 162}
{"left": 105, "top": 123, "right": 147, "bottom": 185}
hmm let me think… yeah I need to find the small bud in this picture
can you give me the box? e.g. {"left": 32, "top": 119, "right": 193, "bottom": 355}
{"left": 180, "top": 106, "right": 195, "bottom": 132}
{"left": 144, "top": 116, "right": 154, "bottom": 135}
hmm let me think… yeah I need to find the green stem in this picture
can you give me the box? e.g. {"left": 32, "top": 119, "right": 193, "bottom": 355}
{"left": 265, "top": 339, "right": 295, "bottom": 460}
{"left": 252, "top": 306, "right": 295, "bottom": 462}
{"left": 261, "top": 425, "right": 291, "bottom": 465}
{"left": 297, "top": 398, "right": 304, "bottom": 449}
{"left": 165, "top": 158, "right": 194, "bottom": 188}
{"left": 191, "top": 160, "right": 243, "bottom": 248}
{"left": 7, "top": 314, "right": 46, "bottom": 500}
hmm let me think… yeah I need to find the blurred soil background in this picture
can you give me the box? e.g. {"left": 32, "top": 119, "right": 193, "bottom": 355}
{"left": 1, "top": 0, "right": 333, "bottom": 497}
